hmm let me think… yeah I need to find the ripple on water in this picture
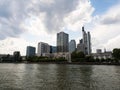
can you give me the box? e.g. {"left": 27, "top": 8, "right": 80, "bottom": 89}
{"left": 0, "top": 64, "right": 120, "bottom": 90}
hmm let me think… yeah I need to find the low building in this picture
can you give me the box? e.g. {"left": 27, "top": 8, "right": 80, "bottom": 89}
{"left": 13, "top": 51, "right": 22, "bottom": 61}
{"left": 96, "top": 49, "right": 102, "bottom": 54}
{"left": 92, "top": 51, "right": 112, "bottom": 59}
{"left": 26, "top": 46, "right": 36, "bottom": 57}
{"left": 41, "top": 52, "right": 71, "bottom": 62}
{"left": 53, "top": 53, "right": 71, "bottom": 62}
{"left": 0, "top": 54, "right": 15, "bottom": 62}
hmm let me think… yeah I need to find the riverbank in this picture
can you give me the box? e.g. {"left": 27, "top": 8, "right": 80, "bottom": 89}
{"left": 1, "top": 61, "right": 120, "bottom": 65}
{"left": 26, "top": 62, "right": 120, "bottom": 65}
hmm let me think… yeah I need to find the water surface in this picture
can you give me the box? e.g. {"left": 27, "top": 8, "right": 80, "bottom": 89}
{"left": 0, "top": 64, "right": 120, "bottom": 90}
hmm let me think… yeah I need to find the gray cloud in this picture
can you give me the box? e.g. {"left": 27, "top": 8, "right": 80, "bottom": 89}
{"left": 101, "top": 14, "right": 120, "bottom": 25}
{"left": 0, "top": 0, "right": 32, "bottom": 40}
{"left": 39, "top": 0, "right": 79, "bottom": 33}
{"left": 0, "top": 0, "right": 81, "bottom": 40}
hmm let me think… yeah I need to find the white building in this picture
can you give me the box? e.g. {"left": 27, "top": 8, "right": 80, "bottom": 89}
{"left": 92, "top": 49, "right": 112, "bottom": 59}
{"left": 54, "top": 53, "right": 71, "bottom": 63}
{"left": 37, "top": 42, "right": 50, "bottom": 56}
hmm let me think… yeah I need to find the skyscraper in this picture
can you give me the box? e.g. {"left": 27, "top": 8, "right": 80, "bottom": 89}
{"left": 77, "top": 39, "right": 85, "bottom": 53}
{"left": 50, "top": 46, "right": 57, "bottom": 53}
{"left": 77, "top": 27, "right": 92, "bottom": 55}
{"left": 26, "top": 46, "right": 36, "bottom": 57}
{"left": 69, "top": 40, "right": 76, "bottom": 53}
{"left": 57, "top": 32, "right": 69, "bottom": 52}
{"left": 37, "top": 42, "right": 50, "bottom": 56}
{"left": 87, "top": 32, "right": 92, "bottom": 55}
{"left": 82, "top": 27, "right": 88, "bottom": 54}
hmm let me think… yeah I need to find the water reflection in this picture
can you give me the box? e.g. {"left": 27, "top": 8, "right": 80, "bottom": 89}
{"left": 0, "top": 64, "right": 120, "bottom": 90}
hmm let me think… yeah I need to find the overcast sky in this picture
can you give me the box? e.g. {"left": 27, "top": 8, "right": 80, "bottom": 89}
{"left": 0, "top": 0, "right": 120, "bottom": 55}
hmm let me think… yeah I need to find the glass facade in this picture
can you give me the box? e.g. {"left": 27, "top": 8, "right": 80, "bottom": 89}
{"left": 57, "top": 32, "right": 69, "bottom": 52}
{"left": 26, "top": 46, "right": 36, "bottom": 57}
{"left": 69, "top": 40, "right": 76, "bottom": 53}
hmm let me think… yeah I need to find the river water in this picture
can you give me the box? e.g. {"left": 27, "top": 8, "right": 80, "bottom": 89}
{"left": 0, "top": 64, "right": 120, "bottom": 90}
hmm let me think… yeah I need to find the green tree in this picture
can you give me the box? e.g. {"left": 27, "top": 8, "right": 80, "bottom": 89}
{"left": 71, "top": 51, "right": 77, "bottom": 59}
{"left": 112, "top": 48, "right": 120, "bottom": 59}
{"left": 77, "top": 52, "right": 85, "bottom": 58}
{"left": 71, "top": 51, "right": 85, "bottom": 59}
{"left": 85, "top": 56, "right": 94, "bottom": 62}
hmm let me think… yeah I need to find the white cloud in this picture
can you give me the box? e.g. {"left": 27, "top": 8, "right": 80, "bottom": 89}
{"left": 0, "top": 37, "right": 30, "bottom": 55}
{"left": 64, "top": 0, "right": 94, "bottom": 31}
{"left": 91, "top": 2, "right": 120, "bottom": 52}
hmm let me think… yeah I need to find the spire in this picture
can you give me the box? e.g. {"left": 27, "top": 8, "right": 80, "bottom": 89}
{"left": 82, "top": 26, "right": 84, "bottom": 31}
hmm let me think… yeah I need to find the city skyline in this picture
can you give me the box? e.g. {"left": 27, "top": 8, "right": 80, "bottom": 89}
{"left": 0, "top": 0, "right": 120, "bottom": 55}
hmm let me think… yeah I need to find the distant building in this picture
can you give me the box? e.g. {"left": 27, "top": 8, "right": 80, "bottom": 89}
{"left": 0, "top": 54, "right": 13, "bottom": 62}
{"left": 37, "top": 42, "right": 50, "bottom": 56}
{"left": 77, "top": 43, "right": 85, "bottom": 53}
{"left": 57, "top": 32, "right": 69, "bottom": 52}
{"left": 69, "top": 40, "right": 76, "bottom": 53}
{"left": 77, "top": 27, "right": 92, "bottom": 55}
{"left": 50, "top": 46, "right": 57, "bottom": 53}
{"left": 13, "top": 51, "right": 21, "bottom": 61}
{"left": 53, "top": 52, "right": 71, "bottom": 62}
{"left": 96, "top": 49, "right": 102, "bottom": 54}
{"left": 26, "top": 46, "right": 36, "bottom": 57}
{"left": 92, "top": 49, "right": 112, "bottom": 59}
{"left": 87, "top": 32, "right": 91, "bottom": 55}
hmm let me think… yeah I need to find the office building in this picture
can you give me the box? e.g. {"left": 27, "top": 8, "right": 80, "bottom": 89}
{"left": 13, "top": 51, "right": 21, "bottom": 61}
{"left": 96, "top": 49, "right": 102, "bottom": 54}
{"left": 57, "top": 32, "right": 69, "bottom": 52}
{"left": 92, "top": 49, "right": 112, "bottom": 59}
{"left": 50, "top": 46, "right": 57, "bottom": 53}
{"left": 77, "top": 27, "right": 92, "bottom": 55}
{"left": 26, "top": 46, "right": 36, "bottom": 57}
{"left": 77, "top": 40, "right": 85, "bottom": 53}
{"left": 87, "top": 32, "right": 92, "bottom": 55}
{"left": 69, "top": 40, "right": 76, "bottom": 53}
{"left": 37, "top": 42, "right": 50, "bottom": 56}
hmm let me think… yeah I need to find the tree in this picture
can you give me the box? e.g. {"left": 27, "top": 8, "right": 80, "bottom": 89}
{"left": 112, "top": 48, "right": 120, "bottom": 59}
{"left": 77, "top": 52, "right": 85, "bottom": 58}
{"left": 85, "top": 56, "right": 94, "bottom": 62}
{"left": 71, "top": 51, "right": 77, "bottom": 59}
{"left": 71, "top": 51, "right": 85, "bottom": 59}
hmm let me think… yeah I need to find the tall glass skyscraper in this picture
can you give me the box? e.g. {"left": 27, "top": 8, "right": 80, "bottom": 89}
{"left": 57, "top": 32, "right": 69, "bottom": 52}
{"left": 77, "top": 27, "right": 91, "bottom": 55}
{"left": 82, "top": 27, "right": 92, "bottom": 55}
{"left": 87, "top": 32, "right": 91, "bottom": 55}
{"left": 69, "top": 40, "right": 76, "bottom": 53}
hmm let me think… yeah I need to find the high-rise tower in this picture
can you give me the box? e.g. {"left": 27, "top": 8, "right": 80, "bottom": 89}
{"left": 81, "top": 27, "right": 92, "bottom": 55}
{"left": 37, "top": 42, "right": 50, "bottom": 56}
{"left": 57, "top": 32, "right": 69, "bottom": 52}
{"left": 87, "top": 32, "right": 91, "bottom": 55}
{"left": 69, "top": 40, "right": 76, "bottom": 53}
{"left": 26, "top": 46, "right": 36, "bottom": 57}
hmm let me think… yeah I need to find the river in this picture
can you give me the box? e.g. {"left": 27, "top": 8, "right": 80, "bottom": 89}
{"left": 0, "top": 64, "right": 120, "bottom": 90}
